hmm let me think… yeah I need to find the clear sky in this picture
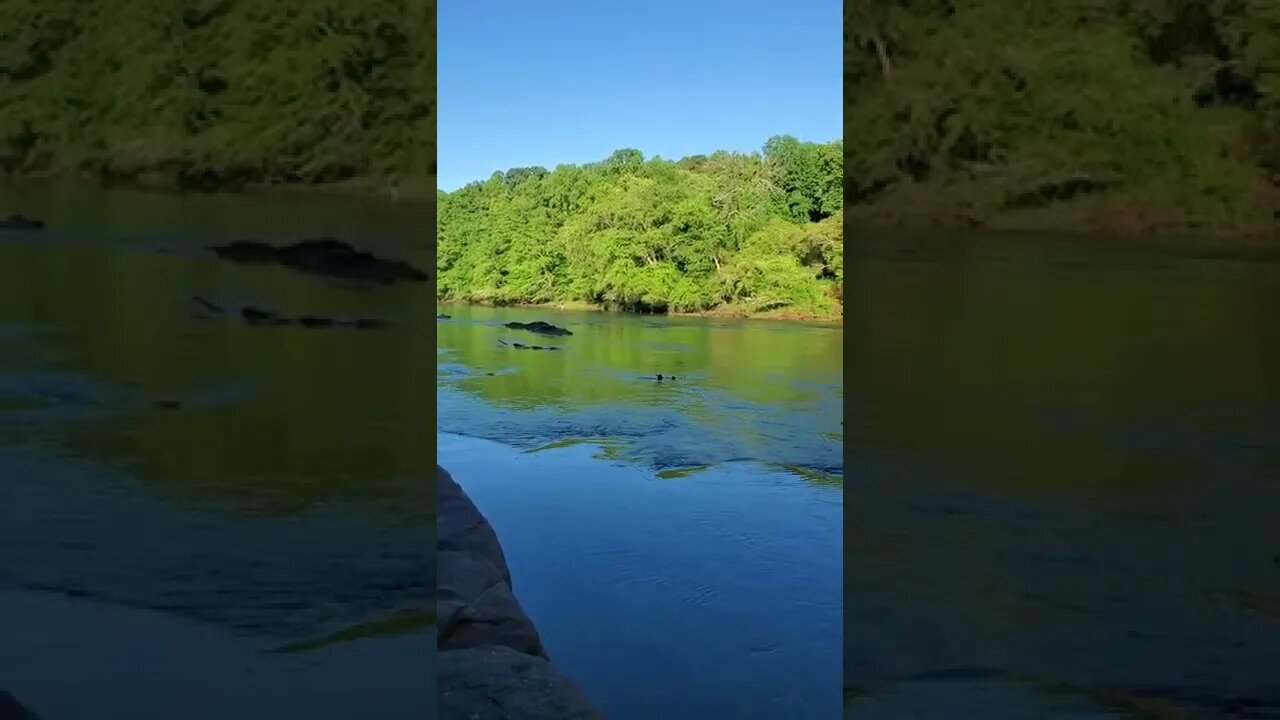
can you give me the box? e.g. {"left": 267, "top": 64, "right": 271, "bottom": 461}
{"left": 437, "top": 0, "right": 843, "bottom": 191}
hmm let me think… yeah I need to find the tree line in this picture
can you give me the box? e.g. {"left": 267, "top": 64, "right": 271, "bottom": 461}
{"left": 847, "top": 0, "right": 1280, "bottom": 232}
{"left": 436, "top": 138, "right": 844, "bottom": 319}
{"left": 0, "top": 0, "right": 433, "bottom": 196}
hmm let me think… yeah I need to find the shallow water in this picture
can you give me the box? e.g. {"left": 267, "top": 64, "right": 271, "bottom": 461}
{"left": 0, "top": 186, "right": 433, "bottom": 718}
{"left": 437, "top": 304, "right": 844, "bottom": 718}
{"left": 847, "top": 232, "right": 1280, "bottom": 717}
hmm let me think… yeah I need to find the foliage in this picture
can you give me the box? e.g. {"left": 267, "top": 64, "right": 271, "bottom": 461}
{"left": 437, "top": 139, "right": 843, "bottom": 319}
{"left": 845, "top": 0, "right": 1280, "bottom": 227}
{"left": 0, "top": 0, "right": 433, "bottom": 193}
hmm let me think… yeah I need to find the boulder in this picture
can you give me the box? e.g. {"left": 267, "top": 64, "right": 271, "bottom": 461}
{"left": 439, "top": 646, "right": 603, "bottom": 720}
{"left": 503, "top": 321, "right": 572, "bottom": 337}
{"left": 210, "top": 238, "right": 427, "bottom": 284}
{"left": 437, "top": 466, "right": 602, "bottom": 718}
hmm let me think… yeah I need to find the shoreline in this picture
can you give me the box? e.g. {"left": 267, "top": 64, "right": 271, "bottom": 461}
{"left": 436, "top": 298, "right": 844, "bottom": 325}
{"left": 0, "top": 173, "right": 435, "bottom": 207}
{"left": 436, "top": 465, "right": 602, "bottom": 719}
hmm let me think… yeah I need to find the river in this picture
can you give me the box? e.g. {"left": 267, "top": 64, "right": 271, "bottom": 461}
{"left": 436, "top": 304, "right": 844, "bottom": 718}
{"left": 0, "top": 186, "right": 433, "bottom": 719}
{"left": 847, "top": 231, "right": 1280, "bottom": 717}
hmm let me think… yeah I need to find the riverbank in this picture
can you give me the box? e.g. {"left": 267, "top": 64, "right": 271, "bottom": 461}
{"left": 0, "top": 173, "right": 435, "bottom": 206}
{"left": 846, "top": 176, "right": 1280, "bottom": 240}
{"left": 436, "top": 465, "right": 601, "bottom": 719}
{"left": 436, "top": 297, "right": 842, "bottom": 324}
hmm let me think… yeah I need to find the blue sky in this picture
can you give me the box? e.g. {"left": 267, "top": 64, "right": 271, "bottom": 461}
{"left": 437, "top": 0, "right": 843, "bottom": 191}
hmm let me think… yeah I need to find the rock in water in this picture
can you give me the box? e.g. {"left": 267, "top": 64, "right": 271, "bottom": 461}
{"left": 437, "top": 466, "right": 602, "bottom": 719}
{"left": 0, "top": 690, "right": 40, "bottom": 720}
{"left": 210, "top": 237, "right": 427, "bottom": 284}
{"left": 439, "top": 647, "right": 603, "bottom": 720}
{"left": 0, "top": 214, "right": 44, "bottom": 231}
{"left": 503, "top": 320, "right": 573, "bottom": 337}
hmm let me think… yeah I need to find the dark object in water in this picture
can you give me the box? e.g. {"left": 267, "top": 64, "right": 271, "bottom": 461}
{"left": 0, "top": 214, "right": 44, "bottom": 231}
{"left": 192, "top": 295, "right": 224, "bottom": 314}
{"left": 154, "top": 399, "right": 181, "bottom": 409}
{"left": 0, "top": 690, "right": 40, "bottom": 720}
{"left": 437, "top": 313, "right": 452, "bottom": 319}
{"left": 503, "top": 320, "right": 573, "bottom": 336}
{"left": 297, "top": 316, "right": 336, "bottom": 328}
{"left": 654, "top": 374, "right": 678, "bottom": 381}
{"left": 241, "top": 306, "right": 281, "bottom": 324}
{"left": 499, "top": 339, "right": 559, "bottom": 351}
{"left": 210, "top": 237, "right": 427, "bottom": 284}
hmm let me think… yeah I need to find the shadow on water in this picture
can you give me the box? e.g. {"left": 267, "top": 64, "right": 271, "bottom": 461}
{"left": 0, "top": 186, "right": 433, "bottom": 718}
{"left": 846, "top": 232, "right": 1280, "bottom": 718}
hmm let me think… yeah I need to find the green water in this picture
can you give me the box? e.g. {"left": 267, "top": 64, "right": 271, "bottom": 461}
{"left": 847, "top": 232, "right": 1280, "bottom": 717}
{"left": 0, "top": 186, "right": 433, "bottom": 719}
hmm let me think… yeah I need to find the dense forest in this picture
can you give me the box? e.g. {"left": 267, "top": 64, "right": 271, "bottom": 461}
{"left": 847, "top": 0, "right": 1280, "bottom": 233}
{"left": 0, "top": 0, "right": 433, "bottom": 197}
{"left": 436, "top": 139, "right": 844, "bottom": 320}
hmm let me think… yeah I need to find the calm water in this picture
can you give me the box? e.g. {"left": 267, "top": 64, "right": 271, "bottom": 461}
{"left": 847, "top": 233, "right": 1280, "bottom": 717}
{"left": 436, "top": 304, "right": 844, "bottom": 718}
{"left": 0, "top": 186, "right": 433, "bottom": 719}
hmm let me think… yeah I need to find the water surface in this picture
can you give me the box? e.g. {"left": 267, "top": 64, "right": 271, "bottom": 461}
{"left": 0, "top": 186, "right": 433, "bottom": 719}
{"left": 847, "top": 232, "right": 1280, "bottom": 717}
{"left": 437, "top": 303, "right": 843, "bottom": 719}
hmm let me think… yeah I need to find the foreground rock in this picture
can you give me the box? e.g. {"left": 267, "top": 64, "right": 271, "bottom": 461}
{"left": 438, "top": 466, "right": 601, "bottom": 719}
{"left": 503, "top": 320, "right": 572, "bottom": 337}
{"left": 210, "top": 237, "right": 427, "bottom": 284}
{"left": 0, "top": 214, "right": 43, "bottom": 232}
{"left": 0, "top": 691, "right": 39, "bottom": 720}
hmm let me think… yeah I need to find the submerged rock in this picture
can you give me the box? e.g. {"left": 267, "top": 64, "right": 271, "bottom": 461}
{"left": 0, "top": 214, "right": 44, "bottom": 231}
{"left": 503, "top": 320, "right": 573, "bottom": 337}
{"left": 437, "top": 466, "right": 601, "bottom": 719}
{"left": 0, "top": 691, "right": 39, "bottom": 720}
{"left": 210, "top": 237, "right": 427, "bottom": 284}
{"left": 193, "top": 298, "right": 388, "bottom": 330}
{"left": 499, "top": 340, "right": 560, "bottom": 351}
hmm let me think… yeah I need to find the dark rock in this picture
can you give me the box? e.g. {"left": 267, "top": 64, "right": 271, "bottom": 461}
{"left": 297, "top": 316, "right": 336, "bottom": 328}
{"left": 437, "top": 313, "right": 452, "bottom": 320}
{"left": 437, "top": 466, "right": 601, "bottom": 718}
{"left": 210, "top": 238, "right": 427, "bottom": 284}
{"left": 0, "top": 214, "right": 44, "bottom": 231}
{"left": 240, "top": 306, "right": 280, "bottom": 324}
{"left": 192, "top": 295, "right": 224, "bottom": 314}
{"left": 439, "top": 647, "right": 603, "bottom": 720}
{"left": 503, "top": 321, "right": 573, "bottom": 337}
{"left": 0, "top": 690, "right": 39, "bottom": 720}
